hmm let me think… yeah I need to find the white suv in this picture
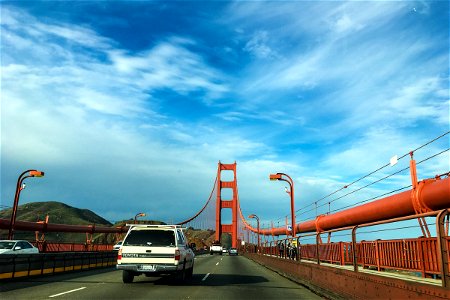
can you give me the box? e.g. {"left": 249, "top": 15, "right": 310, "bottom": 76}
{"left": 117, "top": 224, "right": 195, "bottom": 283}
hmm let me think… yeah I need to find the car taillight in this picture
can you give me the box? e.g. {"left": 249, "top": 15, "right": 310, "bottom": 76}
{"left": 175, "top": 249, "right": 180, "bottom": 261}
{"left": 118, "top": 248, "right": 122, "bottom": 260}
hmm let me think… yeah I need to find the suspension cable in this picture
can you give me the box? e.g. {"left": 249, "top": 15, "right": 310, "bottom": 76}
{"left": 272, "top": 131, "right": 449, "bottom": 224}
{"left": 296, "top": 131, "right": 449, "bottom": 215}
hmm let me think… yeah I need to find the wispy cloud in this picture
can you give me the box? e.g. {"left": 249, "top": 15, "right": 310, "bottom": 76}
{"left": 108, "top": 39, "right": 229, "bottom": 102}
{"left": 1, "top": 2, "right": 448, "bottom": 226}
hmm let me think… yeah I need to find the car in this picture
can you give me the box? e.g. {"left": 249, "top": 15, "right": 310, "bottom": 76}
{"left": 209, "top": 241, "right": 223, "bottom": 255}
{"left": 228, "top": 248, "right": 238, "bottom": 256}
{"left": 0, "top": 240, "right": 39, "bottom": 254}
{"left": 117, "top": 224, "right": 195, "bottom": 283}
{"left": 113, "top": 241, "right": 123, "bottom": 251}
{"left": 222, "top": 248, "right": 228, "bottom": 253}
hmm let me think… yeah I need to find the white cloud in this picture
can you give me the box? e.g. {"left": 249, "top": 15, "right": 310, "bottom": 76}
{"left": 108, "top": 41, "right": 229, "bottom": 102}
{"left": 1, "top": 2, "right": 448, "bottom": 228}
{"left": 243, "top": 31, "right": 278, "bottom": 59}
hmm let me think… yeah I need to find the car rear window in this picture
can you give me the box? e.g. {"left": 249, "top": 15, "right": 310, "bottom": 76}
{"left": 124, "top": 230, "right": 176, "bottom": 247}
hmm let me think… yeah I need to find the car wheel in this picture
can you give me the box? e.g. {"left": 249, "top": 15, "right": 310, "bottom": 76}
{"left": 176, "top": 261, "right": 187, "bottom": 283}
{"left": 186, "top": 262, "right": 194, "bottom": 279}
{"left": 122, "top": 270, "right": 134, "bottom": 283}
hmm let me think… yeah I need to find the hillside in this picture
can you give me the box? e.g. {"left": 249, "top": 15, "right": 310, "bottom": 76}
{"left": 0, "top": 201, "right": 113, "bottom": 242}
{"left": 0, "top": 201, "right": 112, "bottom": 226}
{"left": 0, "top": 201, "right": 217, "bottom": 246}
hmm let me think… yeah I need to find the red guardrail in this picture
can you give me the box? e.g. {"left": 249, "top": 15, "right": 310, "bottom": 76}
{"left": 296, "top": 237, "right": 450, "bottom": 277}
{"left": 32, "top": 242, "right": 113, "bottom": 252}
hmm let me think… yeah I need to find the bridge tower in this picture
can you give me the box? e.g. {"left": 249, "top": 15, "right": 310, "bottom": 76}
{"left": 215, "top": 162, "right": 239, "bottom": 248}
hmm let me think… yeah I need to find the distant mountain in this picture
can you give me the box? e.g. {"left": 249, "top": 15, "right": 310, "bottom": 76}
{"left": 0, "top": 201, "right": 112, "bottom": 226}
{"left": 0, "top": 201, "right": 217, "bottom": 246}
{"left": 0, "top": 201, "right": 112, "bottom": 242}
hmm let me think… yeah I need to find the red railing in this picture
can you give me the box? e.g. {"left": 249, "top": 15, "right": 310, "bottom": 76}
{"left": 296, "top": 237, "right": 450, "bottom": 277}
{"left": 32, "top": 241, "right": 113, "bottom": 252}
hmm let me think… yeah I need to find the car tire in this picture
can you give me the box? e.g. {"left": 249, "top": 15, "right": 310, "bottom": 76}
{"left": 186, "top": 262, "right": 194, "bottom": 279}
{"left": 176, "top": 261, "right": 187, "bottom": 283}
{"left": 122, "top": 270, "right": 134, "bottom": 283}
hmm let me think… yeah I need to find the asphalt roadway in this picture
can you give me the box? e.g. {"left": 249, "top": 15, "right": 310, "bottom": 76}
{"left": 1, "top": 254, "right": 324, "bottom": 299}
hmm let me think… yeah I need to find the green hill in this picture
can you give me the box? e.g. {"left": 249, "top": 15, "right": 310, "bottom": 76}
{"left": 0, "top": 201, "right": 217, "bottom": 246}
{"left": 0, "top": 201, "right": 113, "bottom": 242}
{"left": 0, "top": 201, "right": 112, "bottom": 226}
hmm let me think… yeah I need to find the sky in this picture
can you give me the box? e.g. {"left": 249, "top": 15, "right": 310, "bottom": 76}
{"left": 1, "top": 1, "right": 449, "bottom": 237}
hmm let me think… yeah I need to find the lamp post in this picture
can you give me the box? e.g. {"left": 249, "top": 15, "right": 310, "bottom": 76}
{"left": 269, "top": 172, "right": 296, "bottom": 237}
{"left": 134, "top": 212, "right": 146, "bottom": 224}
{"left": 8, "top": 169, "right": 45, "bottom": 239}
{"left": 248, "top": 214, "right": 260, "bottom": 253}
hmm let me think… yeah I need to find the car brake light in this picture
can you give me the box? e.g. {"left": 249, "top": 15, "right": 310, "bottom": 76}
{"left": 118, "top": 248, "right": 122, "bottom": 260}
{"left": 175, "top": 249, "right": 180, "bottom": 261}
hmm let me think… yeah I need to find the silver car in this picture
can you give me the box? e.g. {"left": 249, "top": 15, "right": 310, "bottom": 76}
{"left": 0, "top": 240, "right": 39, "bottom": 254}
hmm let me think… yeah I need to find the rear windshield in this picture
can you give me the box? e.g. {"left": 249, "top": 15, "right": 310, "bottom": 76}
{"left": 124, "top": 230, "right": 176, "bottom": 247}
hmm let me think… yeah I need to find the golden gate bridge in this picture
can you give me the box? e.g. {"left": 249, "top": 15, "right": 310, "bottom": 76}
{"left": 1, "top": 131, "right": 449, "bottom": 295}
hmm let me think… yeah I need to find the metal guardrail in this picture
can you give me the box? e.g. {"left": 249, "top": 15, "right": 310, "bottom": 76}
{"left": 245, "top": 209, "right": 450, "bottom": 287}
{"left": 0, "top": 251, "right": 117, "bottom": 280}
{"left": 32, "top": 241, "right": 113, "bottom": 252}
{"left": 295, "top": 237, "right": 450, "bottom": 277}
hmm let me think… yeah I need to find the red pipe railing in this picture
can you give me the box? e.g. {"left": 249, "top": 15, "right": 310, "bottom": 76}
{"left": 0, "top": 218, "right": 128, "bottom": 234}
{"left": 243, "top": 176, "right": 449, "bottom": 235}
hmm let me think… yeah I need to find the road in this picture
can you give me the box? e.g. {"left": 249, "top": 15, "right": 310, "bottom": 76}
{"left": 1, "top": 254, "right": 324, "bottom": 299}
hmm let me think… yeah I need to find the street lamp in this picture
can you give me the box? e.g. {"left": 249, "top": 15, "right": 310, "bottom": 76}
{"left": 8, "top": 169, "right": 45, "bottom": 239}
{"left": 248, "top": 214, "right": 260, "bottom": 253}
{"left": 269, "top": 172, "right": 296, "bottom": 237}
{"left": 134, "top": 212, "right": 146, "bottom": 224}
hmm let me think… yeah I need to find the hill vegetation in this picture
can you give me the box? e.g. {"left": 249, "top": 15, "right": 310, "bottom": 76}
{"left": 0, "top": 201, "right": 112, "bottom": 226}
{"left": 0, "top": 201, "right": 113, "bottom": 242}
{"left": 0, "top": 201, "right": 218, "bottom": 246}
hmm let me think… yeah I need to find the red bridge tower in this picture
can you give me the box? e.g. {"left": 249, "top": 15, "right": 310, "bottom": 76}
{"left": 215, "top": 162, "right": 239, "bottom": 248}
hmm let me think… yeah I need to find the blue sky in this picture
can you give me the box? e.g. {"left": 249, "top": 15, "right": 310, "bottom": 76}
{"left": 1, "top": 1, "right": 449, "bottom": 236}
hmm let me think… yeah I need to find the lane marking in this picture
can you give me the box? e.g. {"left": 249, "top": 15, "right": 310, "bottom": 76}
{"left": 49, "top": 287, "right": 86, "bottom": 298}
{"left": 202, "top": 273, "right": 210, "bottom": 281}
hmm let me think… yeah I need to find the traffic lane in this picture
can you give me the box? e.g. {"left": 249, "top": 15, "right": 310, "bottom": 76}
{"left": 196, "top": 254, "right": 323, "bottom": 299}
{"left": 0, "top": 254, "right": 219, "bottom": 299}
{"left": 0, "top": 267, "right": 117, "bottom": 293}
{"left": 0, "top": 254, "right": 324, "bottom": 299}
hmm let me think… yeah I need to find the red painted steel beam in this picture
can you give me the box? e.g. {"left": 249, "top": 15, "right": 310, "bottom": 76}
{"left": 0, "top": 218, "right": 128, "bottom": 234}
{"left": 248, "top": 176, "right": 450, "bottom": 236}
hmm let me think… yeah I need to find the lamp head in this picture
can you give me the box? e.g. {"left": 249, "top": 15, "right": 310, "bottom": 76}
{"left": 269, "top": 173, "right": 282, "bottom": 181}
{"left": 29, "top": 170, "right": 45, "bottom": 177}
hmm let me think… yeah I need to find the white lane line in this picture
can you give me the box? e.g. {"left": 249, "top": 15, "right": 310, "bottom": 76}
{"left": 49, "top": 287, "right": 86, "bottom": 298}
{"left": 202, "top": 273, "right": 210, "bottom": 281}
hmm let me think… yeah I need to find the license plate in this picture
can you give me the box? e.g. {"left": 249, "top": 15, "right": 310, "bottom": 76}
{"left": 138, "top": 265, "right": 156, "bottom": 271}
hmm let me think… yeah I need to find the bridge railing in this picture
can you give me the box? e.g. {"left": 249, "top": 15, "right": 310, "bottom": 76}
{"left": 294, "top": 237, "right": 449, "bottom": 277}
{"left": 248, "top": 209, "right": 449, "bottom": 287}
{"left": 32, "top": 241, "right": 113, "bottom": 252}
